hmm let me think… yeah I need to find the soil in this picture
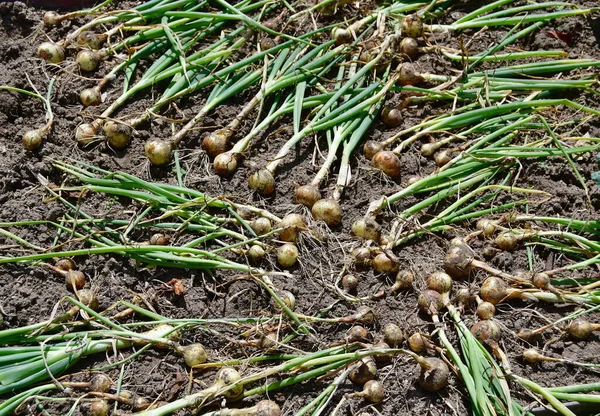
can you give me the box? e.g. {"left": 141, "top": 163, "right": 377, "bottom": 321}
{"left": 0, "top": 1, "right": 599, "bottom": 415}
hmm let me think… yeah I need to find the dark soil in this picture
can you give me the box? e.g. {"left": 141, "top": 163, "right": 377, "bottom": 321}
{"left": 0, "top": 1, "right": 599, "bottom": 415}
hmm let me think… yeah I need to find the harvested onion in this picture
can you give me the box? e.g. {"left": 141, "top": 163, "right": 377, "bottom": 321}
{"left": 399, "top": 37, "right": 419, "bottom": 59}
{"left": 56, "top": 258, "right": 76, "bottom": 271}
{"left": 65, "top": 270, "right": 86, "bottom": 291}
{"left": 103, "top": 121, "right": 131, "bottom": 149}
{"left": 372, "top": 150, "right": 401, "bottom": 179}
{"left": 312, "top": 198, "right": 342, "bottom": 226}
{"left": 177, "top": 343, "right": 207, "bottom": 367}
{"left": 247, "top": 245, "right": 265, "bottom": 265}
{"left": 383, "top": 323, "right": 404, "bottom": 347}
{"left": 363, "top": 140, "right": 383, "bottom": 160}
{"left": 248, "top": 169, "right": 275, "bottom": 196}
{"left": 418, "top": 289, "right": 443, "bottom": 315}
{"left": 214, "top": 153, "right": 238, "bottom": 176}
{"left": 426, "top": 271, "right": 452, "bottom": 295}
{"left": 401, "top": 15, "right": 424, "bottom": 38}
{"left": 351, "top": 217, "right": 381, "bottom": 241}
{"left": 76, "top": 123, "right": 98, "bottom": 145}
{"left": 352, "top": 247, "right": 372, "bottom": 266}
{"left": 417, "top": 357, "right": 449, "bottom": 392}
{"left": 37, "top": 42, "right": 65, "bottom": 64}
{"left": 567, "top": 318, "right": 600, "bottom": 341}
{"left": 495, "top": 231, "right": 519, "bottom": 251}
{"left": 202, "top": 130, "right": 230, "bottom": 158}
{"left": 77, "top": 50, "right": 100, "bottom": 72}
{"left": 342, "top": 274, "right": 359, "bottom": 293}
{"left": 145, "top": 139, "right": 173, "bottom": 166}
{"left": 80, "top": 88, "right": 102, "bottom": 107}
{"left": 277, "top": 243, "right": 298, "bottom": 268}
{"left": 349, "top": 356, "right": 377, "bottom": 385}
{"left": 295, "top": 184, "right": 321, "bottom": 208}
{"left": 381, "top": 107, "right": 403, "bottom": 127}
{"left": 278, "top": 213, "right": 305, "bottom": 242}
{"left": 88, "top": 400, "right": 109, "bottom": 416}
{"left": 471, "top": 320, "right": 501, "bottom": 347}
{"left": 22, "top": 129, "right": 44, "bottom": 151}
{"left": 476, "top": 302, "right": 495, "bottom": 320}
{"left": 391, "top": 269, "right": 414, "bottom": 292}
{"left": 372, "top": 252, "right": 399, "bottom": 273}
{"left": 443, "top": 242, "right": 473, "bottom": 279}
{"left": 250, "top": 217, "right": 272, "bottom": 236}
{"left": 354, "top": 379, "right": 384, "bottom": 403}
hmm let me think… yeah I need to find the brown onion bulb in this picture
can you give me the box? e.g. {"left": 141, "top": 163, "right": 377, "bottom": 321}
{"left": 434, "top": 150, "right": 451, "bottom": 167}
{"left": 399, "top": 37, "right": 419, "bottom": 59}
{"left": 443, "top": 243, "right": 473, "bottom": 279}
{"left": 418, "top": 357, "right": 449, "bottom": 392}
{"left": 277, "top": 243, "right": 299, "bottom": 268}
{"left": 278, "top": 213, "right": 306, "bottom": 242}
{"left": 352, "top": 247, "right": 372, "bottom": 266}
{"left": 295, "top": 184, "right": 321, "bottom": 208}
{"left": 22, "top": 129, "right": 44, "bottom": 151}
{"left": 418, "top": 289, "right": 443, "bottom": 315}
{"left": 332, "top": 27, "right": 353, "bottom": 45}
{"left": 383, "top": 323, "right": 404, "bottom": 347}
{"left": 480, "top": 276, "right": 508, "bottom": 305}
{"left": 357, "top": 379, "right": 385, "bottom": 403}
{"left": 522, "top": 348, "right": 545, "bottom": 364}
{"left": 89, "top": 373, "right": 111, "bottom": 393}
{"left": 202, "top": 130, "right": 230, "bottom": 158}
{"left": 312, "top": 198, "right": 342, "bottom": 226}
{"left": 391, "top": 269, "right": 414, "bottom": 292}
{"left": 363, "top": 140, "right": 383, "bottom": 160}
{"left": 347, "top": 325, "right": 370, "bottom": 342}
{"left": 37, "top": 42, "right": 65, "bottom": 64}
{"left": 471, "top": 320, "right": 501, "bottom": 347}
{"left": 80, "top": 88, "right": 102, "bottom": 107}
{"left": 349, "top": 357, "right": 377, "bottom": 385}
{"left": 476, "top": 302, "right": 496, "bottom": 320}
{"left": 532, "top": 272, "right": 551, "bottom": 290}
{"left": 476, "top": 219, "right": 497, "bottom": 237}
{"left": 88, "top": 400, "right": 109, "bottom": 416}
{"left": 253, "top": 400, "right": 281, "bottom": 416}
{"left": 408, "top": 333, "right": 432, "bottom": 353}
{"left": 381, "top": 107, "right": 403, "bottom": 128}
{"left": 251, "top": 217, "right": 272, "bottom": 236}
{"left": 65, "top": 270, "right": 86, "bottom": 291}
{"left": 77, "top": 49, "right": 100, "bottom": 72}
{"left": 352, "top": 217, "right": 381, "bottom": 241}
{"left": 354, "top": 306, "right": 376, "bottom": 326}
{"left": 426, "top": 271, "right": 452, "bottom": 294}
{"left": 567, "top": 318, "right": 595, "bottom": 341}
{"left": 77, "top": 31, "right": 105, "bottom": 50}
{"left": 77, "top": 289, "right": 99, "bottom": 311}
{"left": 145, "top": 139, "right": 173, "bottom": 166}
{"left": 342, "top": 274, "right": 359, "bottom": 293}
{"left": 150, "top": 233, "right": 169, "bottom": 246}
{"left": 372, "top": 151, "right": 401, "bottom": 179}
{"left": 76, "top": 123, "right": 97, "bottom": 145}
{"left": 43, "top": 11, "right": 61, "bottom": 26}
{"left": 103, "top": 120, "right": 131, "bottom": 149}
{"left": 56, "top": 258, "right": 76, "bottom": 271}
{"left": 247, "top": 244, "right": 266, "bottom": 265}
{"left": 248, "top": 169, "right": 275, "bottom": 196}
{"left": 495, "top": 232, "right": 519, "bottom": 251}
{"left": 372, "top": 252, "right": 400, "bottom": 273}
{"left": 178, "top": 343, "right": 207, "bottom": 367}
{"left": 213, "top": 152, "right": 237, "bottom": 176}
{"left": 213, "top": 367, "right": 244, "bottom": 400}
{"left": 398, "top": 63, "right": 423, "bottom": 86}
{"left": 401, "top": 15, "right": 424, "bottom": 38}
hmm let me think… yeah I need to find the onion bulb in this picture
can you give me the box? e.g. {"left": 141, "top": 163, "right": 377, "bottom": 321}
{"left": 145, "top": 139, "right": 173, "bottom": 166}
{"left": 481, "top": 245, "right": 497, "bottom": 260}
{"left": 77, "top": 31, "right": 106, "bottom": 50}
{"left": 250, "top": 400, "right": 281, "bottom": 416}
{"left": 312, "top": 198, "right": 342, "bottom": 226}
{"left": 80, "top": 88, "right": 102, "bottom": 107}
{"left": 212, "top": 367, "right": 244, "bottom": 400}
{"left": 372, "top": 150, "right": 401, "bottom": 179}
{"left": 434, "top": 150, "right": 452, "bottom": 167}
{"left": 418, "top": 289, "right": 443, "bottom": 315}
{"left": 495, "top": 231, "right": 519, "bottom": 251}
{"left": 401, "top": 15, "right": 424, "bottom": 38}
{"left": 476, "top": 219, "right": 497, "bottom": 237}
{"left": 532, "top": 272, "right": 551, "bottom": 290}
{"left": 43, "top": 11, "right": 61, "bottom": 26}
{"left": 178, "top": 343, "right": 207, "bottom": 367}
{"left": 89, "top": 373, "right": 111, "bottom": 393}
{"left": 398, "top": 63, "right": 423, "bottom": 86}
{"left": 349, "top": 357, "right": 377, "bottom": 385}
{"left": 347, "top": 325, "right": 370, "bottom": 342}
{"left": 88, "top": 400, "right": 109, "bottom": 416}
{"left": 65, "top": 270, "right": 86, "bottom": 291}
{"left": 354, "top": 380, "right": 384, "bottom": 403}
{"left": 471, "top": 320, "right": 501, "bottom": 348}
{"left": 77, "top": 50, "right": 100, "bottom": 72}
{"left": 247, "top": 245, "right": 265, "bottom": 265}
{"left": 420, "top": 142, "right": 440, "bottom": 157}
{"left": 213, "top": 152, "right": 238, "bottom": 176}
{"left": 383, "top": 323, "right": 404, "bottom": 347}
{"left": 479, "top": 276, "right": 508, "bottom": 305}
{"left": 417, "top": 357, "right": 449, "bottom": 392}
{"left": 522, "top": 348, "right": 546, "bottom": 364}
{"left": 341, "top": 274, "right": 359, "bottom": 293}
{"left": 381, "top": 107, "right": 403, "bottom": 128}
{"left": 354, "top": 306, "right": 376, "bottom": 326}
{"left": 363, "top": 140, "right": 383, "bottom": 160}
{"left": 150, "top": 233, "right": 169, "bottom": 246}
{"left": 202, "top": 130, "right": 230, "bottom": 158}
{"left": 278, "top": 213, "right": 305, "bottom": 242}
{"left": 260, "top": 37, "right": 277, "bottom": 51}
{"left": 77, "top": 289, "right": 99, "bottom": 311}
{"left": 352, "top": 247, "right": 372, "bottom": 266}
{"left": 332, "top": 27, "right": 352, "bottom": 45}
{"left": 76, "top": 123, "right": 97, "bottom": 145}
{"left": 103, "top": 120, "right": 132, "bottom": 149}
{"left": 372, "top": 252, "right": 399, "bottom": 273}
{"left": 37, "top": 42, "right": 65, "bottom": 64}
{"left": 443, "top": 243, "right": 473, "bottom": 279}
{"left": 408, "top": 333, "right": 433, "bottom": 353}
{"left": 250, "top": 217, "right": 272, "bottom": 236}
{"left": 426, "top": 271, "right": 452, "bottom": 294}
{"left": 476, "top": 302, "right": 495, "bottom": 320}
{"left": 567, "top": 318, "right": 600, "bottom": 341}
{"left": 391, "top": 269, "right": 414, "bottom": 292}
{"left": 294, "top": 184, "right": 321, "bottom": 208}
{"left": 22, "top": 129, "right": 44, "bottom": 151}
{"left": 399, "top": 37, "right": 419, "bottom": 59}
{"left": 248, "top": 169, "right": 275, "bottom": 196}
{"left": 351, "top": 217, "right": 381, "bottom": 241}
{"left": 56, "top": 258, "right": 76, "bottom": 271}
{"left": 273, "top": 290, "right": 296, "bottom": 311}
{"left": 277, "top": 243, "right": 298, "bottom": 268}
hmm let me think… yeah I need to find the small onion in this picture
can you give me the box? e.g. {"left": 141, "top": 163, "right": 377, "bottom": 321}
{"left": 406, "top": 175, "right": 420, "bottom": 186}
{"left": 277, "top": 243, "right": 299, "bottom": 268}
{"left": 420, "top": 142, "right": 439, "bottom": 157}
{"left": 77, "top": 289, "right": 99, "bottom": 311}
{"left": 43, "top": 11, "right": 61, "bottom": 26}
{"left": 372, "top": 340, "right": 392, "bottom": 364}
{"left": 22, "top": 129, "right": 44, "bottom": 151}
{"left": 480, "top": 276, "right": 508, "bottom": 305}
{"left": 391, "top": 269, "right": 414, "bottom": 292}
{"left": 312, "top": 198, "right": 342, "bottom": 226}
{"left": 351, "top": 217, "right": 381, "bottom": 241}
{"left": 103, "top": 120, "right": 132, "bottom": 149}
{"left": 80, "top": 88, "right": 102, "bottom": 107}
{"left": 213, "top": 152, "right": 238, "bottom": 176}
{"left": 352, "top": 247, "right": 372, "bottom": 266}
{"left": 65, "top": 270, "right": 86, "bottom": 291}
{"left": 476, "top": 219, "right": 497, "bottom": 237}
{"left": 247, "top": 244, "right": 265, "bottom": 265}
{"left": 278, "top": 213, "right": 306, "bottom": 242}
{"left": 399, "top": 37, "right": 419, "bottom": 59}
{"left": 349, "top": 357, "right": 377, "bottom": 385}
{"left": 495, "top": 231, "right": 519, "bottom": 251}
{"left": 56, "top": 258, "right": 76, "bottom": 271}
{"left": 381, "top": 107, "right": 403, "bottom": 128}
{"left": 202, "top": 130, "right": 230, "bottom": 158}
{"left": 532, "top": 272, "right": 551, "bottom": 290}
{"left": 372, "top": 252, "right": 399, "bottom": 273}
{"left": 37, "top": 42, "right": 65, "bottom": 64}
{"left": 567, "top": 318, "right": 597, "bottom": 341}
{"left": 145, "top": 139, "right": 173, "bottom": 166}
{"left": 434, "top": 150, "right": 451, "bottom": 167}
{"left": 398, "top": 63, "right": 423, "bottom": 86}
{"left": 443, "top": 243, "right": 473, "bottom": 279}
{"left": 426, "top": 271, "right": 452, "bottom": 295}
{"left": 454, "top": 288, "right": 472, "bottom": 307}
{"left": 372, "top": 150, "right": 401, "bottom": 179}
{"left": 418, "top": 357, "right": 449, "bottom": 392}
{"left": 471, "top": 320, "right": 501, "bottom": 347}
{"left": 76, "top": 123, "right": 97, "bottom": 145}
{"left": 88, "top": 400, "right": 109, "bottom": 416}
{"left": 251, "top": 217, "right": 272, "bottom": 236}
{"left": 294, "top": 184, "right": 321, "bottom": 208}
{"left": 213, "top": 367, "right": 244, "bottom": 400}
{"left": 347, "top": 325, "right": 370, "bottom": 342}
{"left": 357, "top": 380, "right": 385, "bottom": 403}
{"left": 341, "top": 274, "right": 359, "bottom": 293}
{"left": 476, "top": 302, "right": 496, "bottom": 320}
{"left": 77, "top": 50, "right": 100, "bottom": 72}
{"left": 517, "top": 328, "right": 535, "bottom": 341}
{"left": 401, "top": 15, "right": 424, "bottom": 38}
{"left": 417, "top": 289, "right": 443, "bottom": 315}
{"left": 89, "top": 373, "right": 111, "bottom": 393}
{"left": 481, "top": 245, "right": 497, "bottom": 260}
{"left": 132, "top": 396, "right": 150, "bottom": 411}
{"left": 78, "top": 31, "right": 105, "bottom": 50}
{"left": 260, "top": 37, "right": 277, "bottom": 51}
{"left": 332, "top": 27, "right": 352, "bottom": 45}
{"left": 248, "top": 169, "right": 275, "bottom": 196}
{"left": 354, "top": 306, "right": 376, "bottom": 326}
{"left": 150, "top": 233, "right": 169, "bottom": 246}
{"left": 178, "top": 343, "right": 207, "bottom": 367}
{"left": 363, "top": 140, "right": 383, "bottom": 160}
{"left": 408, "top": 333, "right": 431, "bottom": 353}
{"left": 253, "top": 400, "right": 281, "bottom": 416}
{"left": 273, "top": 290, "right": 296, "bottom": 311}
{"left": 383, "top": 323, "right": 404, "bottom": 347}
{"left": 523, "top": 348, "right": 545, "bottom": 364}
